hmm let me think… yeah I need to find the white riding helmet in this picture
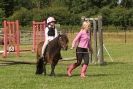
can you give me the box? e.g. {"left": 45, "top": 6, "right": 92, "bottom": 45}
{"left": 47, "top": 17, "right": 56, "bottom": 24}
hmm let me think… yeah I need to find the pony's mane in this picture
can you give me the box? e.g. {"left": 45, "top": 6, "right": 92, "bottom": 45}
{"left": 49, "top": 34, "right": 68, "bottom": 44}
{"left": 49, "top": 35, "right": 60, "bottom": 44}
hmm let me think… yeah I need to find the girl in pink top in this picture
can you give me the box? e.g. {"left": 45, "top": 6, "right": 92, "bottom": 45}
{"left": 67, "top": 21, "right": 93, "bottom": 78}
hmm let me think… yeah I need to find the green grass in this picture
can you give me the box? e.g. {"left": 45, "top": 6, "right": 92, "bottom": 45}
{"left": 0, "top": 61, "right": 133, "bottom": 89}
{"left": 0, "top": 32, "right": 133, "bottom": 89}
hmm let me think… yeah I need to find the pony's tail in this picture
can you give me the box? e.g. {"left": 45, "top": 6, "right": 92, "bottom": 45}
{"left": 36, "top": 57, "right": 44, "bottom": 74}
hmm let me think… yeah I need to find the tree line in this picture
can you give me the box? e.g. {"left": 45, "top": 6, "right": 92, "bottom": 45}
{"left": 0, "top": 0, "right": 133, "bottom": 26}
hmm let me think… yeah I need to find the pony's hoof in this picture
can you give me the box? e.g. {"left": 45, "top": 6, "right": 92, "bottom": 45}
{"left": 35, "top": 70, "right": 43, "bottom": 75}
{"left": 59, "top": 57, "right": 62, "bottom": 60}
{"left": 49, "top": 73, "right": 55, "bottom": 76}
{"left": 43, "top": 73, "right": 46, "bottom": 76}
{"left": 35, "top": 72, "right": 42, "bottom": 75}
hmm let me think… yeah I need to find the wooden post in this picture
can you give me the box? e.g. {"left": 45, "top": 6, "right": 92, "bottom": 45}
{"left": 93, "top": 19, "right": 98, "bottom": 63}
{"left": 3, "top": 21, "right": 8, "bottom": 57}
{"left": 98, "top": 16, "right": 104, "bottom": 65}
{"left": 89, "top": 29, "right": 92, "bottom": 64}
{"left": 3, "top": 27, "right": 7, "bottom": 57}
{"left": 16, "top": 20, "right": 20, "bottom": 56}
{"left": 32, "top": 21, "right": 36, "bottom": 52}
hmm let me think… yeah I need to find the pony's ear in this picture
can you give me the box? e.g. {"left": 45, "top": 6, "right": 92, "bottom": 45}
{"left": 59, "top": 31, "right": 62, "bottom": 35}
{"left": 62, "top": 30, "right": 68, "bottom": 36}
{"left": 63, "top": 32, "right": 67, "bottom": 36}
{"left": 58, "top": 31, "right": 67, "bottom": 37}
{"left": 58, "top": 34, "right": 61, "bottom": 37}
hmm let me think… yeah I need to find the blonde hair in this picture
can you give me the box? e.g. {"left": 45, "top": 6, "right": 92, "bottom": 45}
{"left": 81, "top": 21, "right": 91, "bottom": 30}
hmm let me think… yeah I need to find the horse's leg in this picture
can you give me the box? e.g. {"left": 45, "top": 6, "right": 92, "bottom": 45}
{"left": 36, "top": 57, "right": 44, "bottom": 74}
{"left": 43, "top": 61, "right": 47, "bottom": 76}
{"left": 50, "top": 59, "right": 59, "bottom": 76}
{"left": 50, "top": 63, "right": 56, "bottom": 76}
{"left": 59, "top": 52, "right": 62, "bottom": 59}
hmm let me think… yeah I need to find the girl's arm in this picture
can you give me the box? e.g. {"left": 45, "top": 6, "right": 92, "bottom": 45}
{"left": 71, "top": 31, "right": 82, "bottom": 48}
{"left": 54, "top": 28, "right": 58, "bottom": 38}
{"left": 44, "top": 27, "right": 49, "bottom": 41}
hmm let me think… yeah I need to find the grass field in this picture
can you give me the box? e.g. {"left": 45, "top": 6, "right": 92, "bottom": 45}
{"left": 0, "top": 32, "right": 133, "bottom": 89}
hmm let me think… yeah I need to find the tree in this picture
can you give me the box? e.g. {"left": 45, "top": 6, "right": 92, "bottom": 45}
{"left": 120, "top": 0, "right": 133, "bottom": 8}
{"left": 13, "top": 0, "right": 33, "bottom": 10}
{"left": 31, "top": 0, "right": 51, "bottom": 9}
{"left": 0, "top": 8, "right": 5, "bottom": 17}
{"left": 9, "top": 7, "right": 32, "bottom": 26}
{"left": 3, "top": 0, "right": 14, "bottom": 17}
{"left": 0, "top": 0, "right": 5, "bottom": 17}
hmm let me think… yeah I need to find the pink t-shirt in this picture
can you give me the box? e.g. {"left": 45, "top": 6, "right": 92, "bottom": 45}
{"left": 72, "top": 30, "right": 90, "bottom": 48}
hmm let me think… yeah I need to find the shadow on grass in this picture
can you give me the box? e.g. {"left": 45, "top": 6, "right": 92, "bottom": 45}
{"left": 51, "top": 73, "right": 120, "bottom": 78}
{"left": 88, "top": 73, "right": 120, "bottom": 77}
{"left": 105, "top": 62, "right": 126, "bottom": 66}
{"left": 92, "top": 61, "right": 126, "bottom": 66}
{"left": 0, "top": 60, "right": 127, "bottom": 67}
{"left": 0, "top": 60, "right": 35, "bottom": 66}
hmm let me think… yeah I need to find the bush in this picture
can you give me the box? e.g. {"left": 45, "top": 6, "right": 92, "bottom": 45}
{"left": 31, "top": 8, "right": 45, "bottom": 21}
{"left": 9, "top": 7, "right": 32, "bottom": 26}
{"left": 0, "top": 8, "right": 5, "bottom": 17}
{"left": 100, "top": 7, "right": 112, "bottom": 25}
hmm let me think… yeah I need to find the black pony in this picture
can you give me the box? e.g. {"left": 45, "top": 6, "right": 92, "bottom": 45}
{"left": 36, "top": 34, "right": 69, "bottom": 76}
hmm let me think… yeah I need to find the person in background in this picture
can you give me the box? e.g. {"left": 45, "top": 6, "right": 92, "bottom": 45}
{"left": 67, "top": 21, "right": 93, "bottom": 78}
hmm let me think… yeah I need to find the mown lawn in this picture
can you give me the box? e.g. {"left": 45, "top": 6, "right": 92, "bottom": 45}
{"left": 0, "top": 32, "right": 133, "bottom": 89}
